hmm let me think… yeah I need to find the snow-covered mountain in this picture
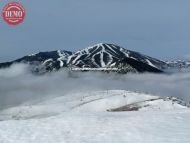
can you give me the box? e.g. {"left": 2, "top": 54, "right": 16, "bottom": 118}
{"left": 0, "top": 90, "right": 188, "bottom": 120}
{"left": 166, "top": 60, "right": 190, "bottom": 69}
{"left": 0, "top": 43, "right": 186, "bottom": 74}
{"left": 68, "top": 43, "right": 165, "bottom": 71}
{"left": 0, "top": 90, "right": 189, "bottom": 143}
{"left": 0, "top": 90, "right": 189, "bottom": 119}
{"left": 0, "top": 50, "right": 72, "bottom": 73}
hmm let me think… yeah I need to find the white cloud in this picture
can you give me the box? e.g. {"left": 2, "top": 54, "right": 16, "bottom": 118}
{"left": 0, "top": 64, "right": 190, "bottom": 110}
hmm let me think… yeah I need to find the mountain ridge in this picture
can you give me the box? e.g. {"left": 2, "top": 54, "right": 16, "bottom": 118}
{"left": 0, "top": 43, "right": 187, "bottom": 74}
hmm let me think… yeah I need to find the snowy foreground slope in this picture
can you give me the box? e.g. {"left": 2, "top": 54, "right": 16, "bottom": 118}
{"left": 0, "top": 90, "right": 190, "bottom": 143}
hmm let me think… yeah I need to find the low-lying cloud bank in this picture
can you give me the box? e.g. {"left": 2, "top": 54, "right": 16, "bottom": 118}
{"left": 0, "top": 64, "right": 190, "bottom": 109}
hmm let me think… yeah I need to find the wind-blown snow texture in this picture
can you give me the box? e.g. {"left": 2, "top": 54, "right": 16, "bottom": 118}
{"left": 0, "top": 90, "right": 190, "bottom": 143}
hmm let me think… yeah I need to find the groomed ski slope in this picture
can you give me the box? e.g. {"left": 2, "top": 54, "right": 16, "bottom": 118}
{"left": 0, "top": 90, "right": 190, "bottom": 143}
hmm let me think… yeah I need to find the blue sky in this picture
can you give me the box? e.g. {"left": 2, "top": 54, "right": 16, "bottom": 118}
{"left": 0, "top": 0, "right": 190, "bottom": 62}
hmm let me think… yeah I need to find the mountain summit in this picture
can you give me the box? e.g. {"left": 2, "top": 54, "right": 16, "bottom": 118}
{"left": 68, "top": 43, "right": 165, "bottom": 72}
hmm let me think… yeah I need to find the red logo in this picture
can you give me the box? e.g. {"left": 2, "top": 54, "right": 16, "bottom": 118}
{"left": 2, "top": 2, "right": 26, "bottom": 26}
